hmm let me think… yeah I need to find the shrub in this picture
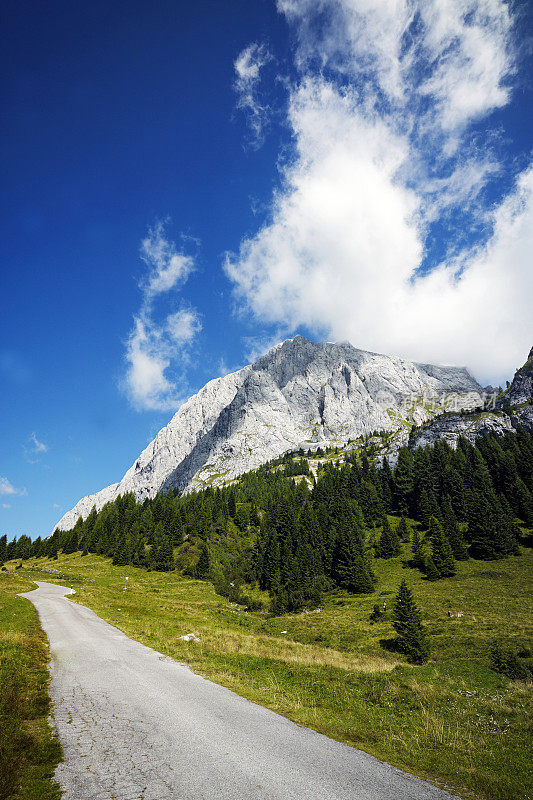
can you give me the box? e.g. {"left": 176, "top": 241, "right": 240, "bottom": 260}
{"left": 489, "top": 640, "right": 533, "bottom": 681}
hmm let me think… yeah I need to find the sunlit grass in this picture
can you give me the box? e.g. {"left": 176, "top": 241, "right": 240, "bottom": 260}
{"left": 0, "top": 570, "right": 62, "bottom": 800}
{"left": 4, "top": 542, "right": 532, "bottom": 800}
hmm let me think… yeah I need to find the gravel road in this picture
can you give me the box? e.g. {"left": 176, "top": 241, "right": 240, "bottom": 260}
{"left": 20, "top": 581, "right": 457, "bottom": 800}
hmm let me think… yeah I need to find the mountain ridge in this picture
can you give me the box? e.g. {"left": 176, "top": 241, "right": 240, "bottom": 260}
{"left": 55, "top": 336, "right": 484, "bottom": 531}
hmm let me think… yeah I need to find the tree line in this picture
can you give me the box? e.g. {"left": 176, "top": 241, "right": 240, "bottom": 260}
{"left": 2, "top": 428, "right": 532, "bottom": 620}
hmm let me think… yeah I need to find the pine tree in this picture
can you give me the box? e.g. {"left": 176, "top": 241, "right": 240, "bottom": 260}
{"left": 358, "top": 480, "right": 382, "bottom": 527}
{"left": 467, "top": 495, "right": 509, "bottom": 560}
{"left": 394, "top": 448, "right": 414, "bottom": 514}
{"left": 113, "top": 529, "right": 131, "bottom": 566}
{"left": 133, "top": 536, "right": 147, "bottom": 567}
{"left": 410, "top": 527, "right": 425, "bottom": 569}
{"left": 0, "top": 534, "right": 7, "bottom": 564}
{"left": 333, "top": 529, "right": 374, "bottom": 593}
{"left": 195, "top": 542, "right": 210, "bottom": 578}
{"left": 423, "top": 554, "right": 441, "bottom": 581}
{"left": 375, "top": 516, "right": 401, "bottom": 558}
{"left": 396, "top": 515, "right": 411, "bottom": 542}
{"left": 379, "top": 458, "right": 393, "bottom": 510}
{"left": 429, "top": 516, "right": 455, "bottom": 577}
{"left": 418, "top": 488, "right": 441, "bottom": 529}
{"left": 262, "top": 528, "right": 281, "bottom": 591}
{"left": 392, "top": 580, "right": 430, "bottom": 663}
{"left": 441, "top": 496, "right": 468, "bottom": 560}
{"left": 150, "top": 522, "right": 174, "bottom": 571}
{"left": 270, "top": 588, "right": 288, "bottom": 616}
{"left": 250, "top": 503, "right": 261, "bottom": 527}
{"left": 417, "top": 488, "right": 431, "bottom": 529}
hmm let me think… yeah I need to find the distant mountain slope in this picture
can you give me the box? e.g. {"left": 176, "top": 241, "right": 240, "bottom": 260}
{"left": 409, "top": 345, "right": 533, "bottom": 451}
{"left": 55, "top": 336, "right": 483, "bottom": 530}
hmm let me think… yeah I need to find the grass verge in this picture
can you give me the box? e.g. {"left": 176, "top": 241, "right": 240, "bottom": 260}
{"left": 0, "top": 570, "right": 62, "bottom": 800}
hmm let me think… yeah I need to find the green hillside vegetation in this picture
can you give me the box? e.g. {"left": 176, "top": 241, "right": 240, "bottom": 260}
{"left": 2, "top": 428, "right": 533, "bottom": 799}
{"left": 3, "top": 545, "right": 531, "bottom": 800}
{"left": 6, "top": 428, "right": 532, "bottom": 617}
{"left": 0, "top": 571, "right": 61, "bottom": 800}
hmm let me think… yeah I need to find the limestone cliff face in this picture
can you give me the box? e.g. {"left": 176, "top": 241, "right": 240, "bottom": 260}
{"left": 409, "top": 412, "right": 514, "bottom": 451}
{"left": 507, "top": 347, "right": 533, "bottom": 406}
{"left": 55, "top": 336, "right": 483, "bottom": 531}
{"left": 408, "top": 345, "right": 533, "bottom": 452}
{"left": 504, "top": 347, "right": 533, "bottom": 433}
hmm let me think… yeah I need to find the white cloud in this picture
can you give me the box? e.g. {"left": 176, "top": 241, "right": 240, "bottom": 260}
{"left": 166, "top": 308, "right": 202, "bottom": 345}
{"left": 140, "top": 222, "right": 195, "bottom": 297}
{"left": 234, "top": 43, "right": 272, "bottom": 147}
{"left": 225, "top": 1, "right": 530, "bottom": 384}
{"left": 0, "top": 477, "right": 27, "bottom": 497}
{"left": 123, "top": 224, "right": 201, "bottom": 411}
{"left": 29, "top": 432, "right": 48, "bottom": 453}
{"left": 278, "top": 0, "right": 514, "bottom": 132}
{"left": 417, "top": 0, "right": 513, "bottom": 131}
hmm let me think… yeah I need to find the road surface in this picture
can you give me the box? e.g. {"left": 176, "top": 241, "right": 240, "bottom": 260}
{"left": 20, "top": 582, "right": 456, "bottom": 800}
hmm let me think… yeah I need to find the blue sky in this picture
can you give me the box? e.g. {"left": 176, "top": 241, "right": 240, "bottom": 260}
{"left": 1, "top": 0, "right": 532, "bottom": 539}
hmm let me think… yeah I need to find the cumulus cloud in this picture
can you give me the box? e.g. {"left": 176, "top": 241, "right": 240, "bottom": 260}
{"left": 140, "top": 222, "right": 195, "bottom": 297}
{"left": 278, "top": 0, "right": 514, "bottom": 130}
{"left": 0, "top": 477, "right": 27, "bottom": 497}
{"left": 123, "top": 224, "right": 201, "bottom": 411}
{"left": 234, "top": 43, "right": 273, "bottom": 147}
{"left": 225, "top": 0, "right": 531, "bottom": 383}
{"left": 166, "top": 308, "right": 202, "bottom": 345}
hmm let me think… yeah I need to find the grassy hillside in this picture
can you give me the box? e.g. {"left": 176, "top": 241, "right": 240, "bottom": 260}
{"left": 5, "top": 541, "right": 532, "bottom": 800}
{"left": 0, "top": 570, "right": 62, "bottom": 800}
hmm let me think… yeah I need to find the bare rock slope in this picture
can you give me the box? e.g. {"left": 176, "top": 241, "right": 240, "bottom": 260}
{"left": 56, "top": 336, "right": 483, "bottom": 530}
{"left": 408, "top": 345, "right": 533, "bottom": 452}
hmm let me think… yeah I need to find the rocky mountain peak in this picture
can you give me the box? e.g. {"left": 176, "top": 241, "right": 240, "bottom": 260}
{"left": 507, "top": 346, "right": 533, "bottom": 405}
{"left": 55, "top": 337, "right": 484, "bottom": 531}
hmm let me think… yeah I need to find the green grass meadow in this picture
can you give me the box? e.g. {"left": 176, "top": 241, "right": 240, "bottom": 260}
{"left": 0, "top": 570, "right": 62, "bottom": 800}
{"left": 3, "top": 539, "right": 532, "bottom": 800}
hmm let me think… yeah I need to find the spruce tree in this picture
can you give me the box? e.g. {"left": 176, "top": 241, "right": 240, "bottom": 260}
{"left": 417, "top": 488, "right": 431, "bottom": 529}
{"left": 429, "top": 516, "right": 455, "bottom": 577}
{"left": 250, "top": 503, "right": 261, "bottom": 527}
{"left": 467, "top": 495, "right": 503, "bottom": 560}
{"left": 392, "top": 580, "right": 430, "bottom": 663}
{"left": 150, "top": 522, "right": 174, "bottom": 571}
{"left": 133, "top": 536, "right": 147, "bottom": 567}
{"left": 113, "top": 529, "right": 131, "bottom": 566}
{"left": 375, "top": 515, "right": 401, "bottom": 558}
{"left": 195, "top": 542, "right": 210, "bottom": 578}
{"left": 424, "top": 554, "right": 441, "bottom": 581}
{"left": 270, "top": 588, "right": 288, "bottom": 616}
{"left": 441, "top": 496, "right": 469, "bottom": 560}
{"left": 410, "top": 527, "right": 425, "bottom": 569}
{"left": 396, "top": 515, "right": 411, "bottom": 542}
{"left": 0, "top": 534, "right": 7, "bottom": 564}
{"left": 333, "top": 529, "right": 374, "bottom": 593}
{"left": 261, "top": 528, "right": 281, "bottom": 591}
{"left": 394, "top": 448, "right": 414, "bottom": 514}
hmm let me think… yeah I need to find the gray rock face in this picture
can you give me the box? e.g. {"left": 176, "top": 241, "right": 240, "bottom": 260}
{"left": 409, "top": 412, "right": 514, "bottom": 451}
{"left": 55, "top": 336, "right": 483, "bottom": 531}
{"left": 407, "top": 344, "right": 533, "bottom": 452}
{"left": 506, "top": 347, "right": 533, "bottom": 406}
